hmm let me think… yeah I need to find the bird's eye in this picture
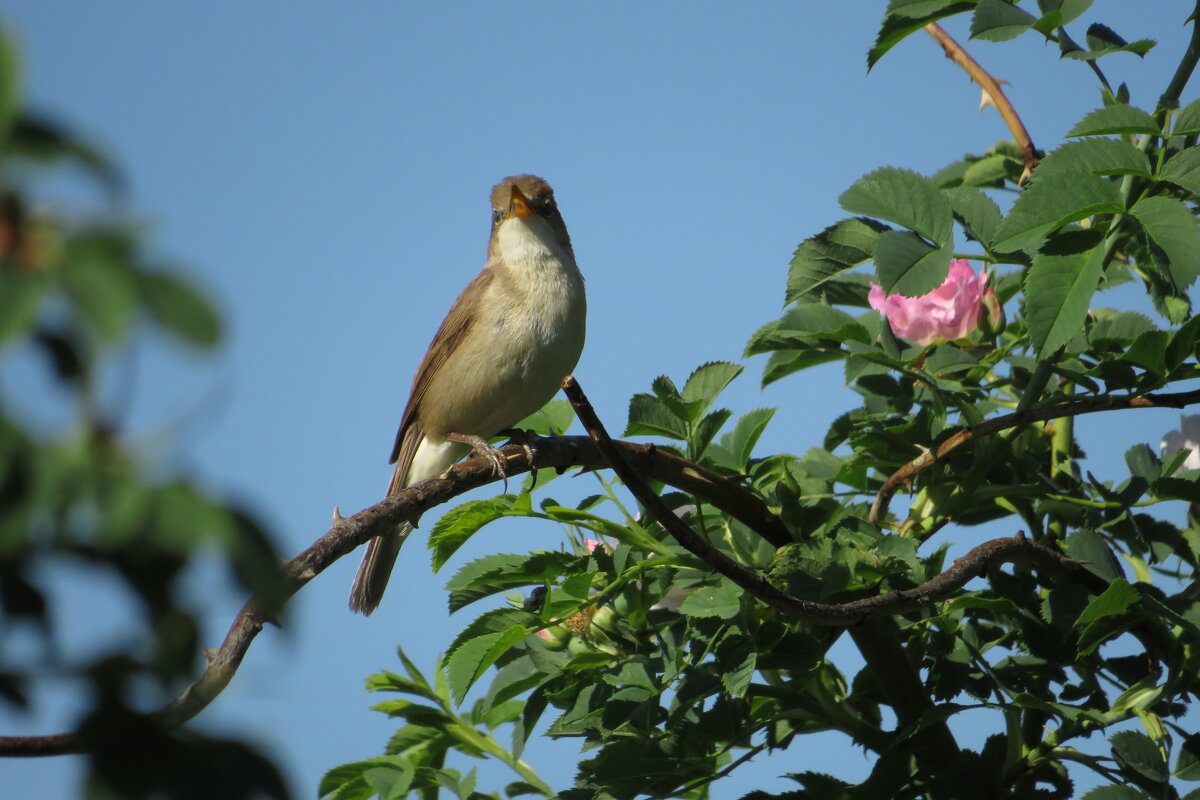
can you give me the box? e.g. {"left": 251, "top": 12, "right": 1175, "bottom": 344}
{"left": 491, "top": 209, "right": 504, "bottom": 225}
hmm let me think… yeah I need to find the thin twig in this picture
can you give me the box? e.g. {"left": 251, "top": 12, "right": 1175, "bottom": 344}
{"left": 869, "top": 386, "right": 1200, "bottom": 524}
{"left": 924, "top": 22, "right": 1039, "bottom": 181}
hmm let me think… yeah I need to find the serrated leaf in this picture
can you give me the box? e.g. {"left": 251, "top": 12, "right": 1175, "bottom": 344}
{"left": 364, "top": 760, "right": 416, "bottom": 800}
{"left": 874, "top": 232, "right": 953, "bottom": 296}
{"left": 1067, "top": 104, "right": 1159, "bottom": 137}
{"left": 1064, "top": 529, "right": 1124, "bottom": 582}
{"left": 1079, "top": 786, "right": 1153, "bottom": 799}
{"left": 681, "top": 361, "right": 743, "bottom": 411}
{"left": 137, "top": 269, "right": 221, "bottom": 348}
{"left": 993, "top": 173, "right": 1124, "bottom": 253}
{"left": 428, "top": 496, "right": 523, "bottom": 571}
{"left": 1159, "top": 146, "right": 1200, "bottom": 196}
{"left": 719, "top": 407, "right": 777, "bottom": 470}
{"left": 1074, "top": 577, "right": 1138, "bottom": 627}
{"left": 786, "top": 217, "right": 888, "bottom": 304}
{"left": 1063, "top": 23, "right": 1155, "bottom": 61}
{"left": 868, "top": 1, "right": 976, "bottom": 69}
{"left": 971, "top": 0, "right": 1036, "bottom": 42}
{"left": 1024, "top": 248, "right": 1105, "bottom": 357}
{"left": 445, "top": 625, "right": 529, "bottom": 704}
{"left": 1174, "top": 98, "right": 1200, "bottom": 136}
{"left": 745, "top": 304, "right": 871, "bottom": 357}
{"left": 839, "top": 167, "right": 952, "bottom": 244}
{"left": 625, "top": 393, "right": 689, "bottom": 440}
{"left": 946, "top": 186, "right": 1003, "bottom": 248}
{"left": 1037, "top": 138, "right": 1152, "bottom": 179}
{"left": 678, "top": 581, "right": 741, "bottom": 619}
{"left": 1111, "top": 730, "right": 1169, "bottom": 784}
{"left": 1130, "top": 195, "right": 1200, "bottom": 290}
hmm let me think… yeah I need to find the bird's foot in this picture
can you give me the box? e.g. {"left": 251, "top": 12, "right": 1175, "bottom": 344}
{"left": 447, "top": 432, "right": 511, "bottom": 491}
{"left": 497, "top": 427, "right": 542, "bottom": 489}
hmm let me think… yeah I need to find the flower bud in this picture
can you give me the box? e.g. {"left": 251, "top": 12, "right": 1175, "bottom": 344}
{"left": 978, "top": 288, "right": 1006, "bottom": 338}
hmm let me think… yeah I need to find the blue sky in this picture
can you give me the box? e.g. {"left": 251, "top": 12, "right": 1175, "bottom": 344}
{"left": 2, "top": 3, "right": 1197, "bottom": 797}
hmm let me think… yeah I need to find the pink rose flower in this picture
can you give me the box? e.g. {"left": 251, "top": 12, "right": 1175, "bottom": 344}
{"left": 868, "top": 259, "right": 989, "bottom": 346}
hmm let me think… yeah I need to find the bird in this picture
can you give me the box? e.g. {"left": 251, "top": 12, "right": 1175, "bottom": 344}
{"left": 348, "top": 175, "right": 586, "bottom": 614}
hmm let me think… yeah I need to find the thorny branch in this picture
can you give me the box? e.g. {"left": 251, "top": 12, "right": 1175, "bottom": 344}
{"left": 924, "top": 22, "right": 1040, "bottom": 181}
{"left": 869, "top": 386, "right": 1200, "bottom": 524}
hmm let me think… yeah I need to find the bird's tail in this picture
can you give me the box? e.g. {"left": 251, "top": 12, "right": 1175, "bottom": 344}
{"left": 348, "top": 460, "right": 413, "bottom": 615}
{"left": 348, "top": 520, "right": 412, "bottom": 615}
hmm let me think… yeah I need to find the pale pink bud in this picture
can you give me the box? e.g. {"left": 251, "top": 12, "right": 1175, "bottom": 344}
{"left": 868, "top": 260, "right": 988, "bottom": 346}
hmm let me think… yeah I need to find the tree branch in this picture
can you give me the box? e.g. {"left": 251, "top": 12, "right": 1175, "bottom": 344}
{"left": 0, "top": 425, "right": 789, "bottom": 756}
{"left": 924, "top": 22, "right": 1039, "bottom": 181}
{"left": 870, "top": 386, "right": 1200, "bottom": 524}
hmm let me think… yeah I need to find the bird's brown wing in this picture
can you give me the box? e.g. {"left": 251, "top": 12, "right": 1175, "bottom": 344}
{"left": 387, "top": 267, "right": 494, "bottom": 487}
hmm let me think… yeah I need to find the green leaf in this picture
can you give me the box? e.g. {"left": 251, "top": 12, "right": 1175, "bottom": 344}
{"left": 678, "top": 580, "right": 741, "bottom": 619}
{"left": 1159, "top": 146, "right": 1200, "bottom": 196}
{"left": 1175, "top": 733, "right": 1200, "bottom": 780}
{"left": 1035, "top": 0, "right": 1093, "bottom": 30}
{"left": 745, "top": 304, "right": 871, "bottom": 355}
{"left": 1037, "top": 138, "right": 1152, "bottom": 179}
{"left": 428, "top": 496, "right": 523, "bottom": 571}
{"left": 681, "top": 361, "right": 743, "bottom": 412}
{"left": 1110, "top": 730, "right": 1169, "bottom": 784}
{"left": 1074, "top": 577, "right": 1138, "bottom": 627}
{"left": 945, "top": 186, "right": 1003, "bottom": 248}
{"left": 0, "top": 26, "right": 19, "bottom": 143}
{"left": 61, "top": 237, "right": 140, "bottom": 343}
{"left": 513, "top": 399, "right": 575, "bottom": 436}
{"left": 873, "top": 233, "right": 953, "bottom": 296}
{"left": 1064, "top": 529, "right": 1124, "bottom": 582}
{"left": 137, "top": 269, "right": 221, "bottom": 348}
{"left": 718, "top": 407, "right": 777, "bottom": 470}
{"left": 1067, "top": 104, "right": 1159, "bottom": 137}
{"left": 626, "top": 393, "right": 689, "bottom": 440}
{"left": 1023, "top": 248, "right": 1105, "bottom": 358}
{"left": 1079, "top": 787, "right": 1152, "bottom": 799}
{"left": 839, "top": 167, "right": 953, "bottom": 244}
{"left": 1062, "top": 23, "right": 1156, "bottom": 61}
{"left": 970, "top": 0, "right": 1036, "bottom": 42}
{"left": 786, "top": 217, "right": 888, "bottom": 304}
{"left": 868, "top": 1, "right": 975, "bottom": 69}
{"left": 0, "top": 271, "right": 46, "bottom": 345}
{"left": 992, "top": 173, "right": 1123, "bottom": 253}
{"left": 445, "top": 551, "right": 573, "bottom": 613}
{"left": 1174, "top": 98, "right": 1200, "bottom": 136}
{"left": 364, "top": 759, "right": 416, "bottom": 800}
{"left": 445, "top": 625, "right": 529, "bottom": 704}
{"left": 1130, "top": 196, "right": 1200, "bottom": 289}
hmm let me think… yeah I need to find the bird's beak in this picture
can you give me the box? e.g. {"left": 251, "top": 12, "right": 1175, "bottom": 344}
{"left": 509, "top": 184, "right": 535, "bottom": 219}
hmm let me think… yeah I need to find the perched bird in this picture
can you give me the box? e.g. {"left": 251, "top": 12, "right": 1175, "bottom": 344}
{"left": 349, "top": 175, "right": 586, "bottom": 614}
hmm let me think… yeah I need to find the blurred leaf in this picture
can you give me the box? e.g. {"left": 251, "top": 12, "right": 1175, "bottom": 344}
{"left": 7, "top": 114, "right": 123, "bottom": 195}
{"left": 0, "top": 26, "right": 19, "bottom": 143}
{"left": 971, "top": 0, "right": 1036, "bottom": 42}
{"left": 0, "top": 271, "right": 46, "bottom": 345}
{"left": 61, "top": 231, "right": 140, "bottom": 343}
{"left": 1023, "top": 248, "right": 1104, "bottom": 357}
{"left": 1079, "top": 787, "right": 1152, "bottom": 799}
{"left": 1067, "top": 104, "right": 1159, "bottom": 137}
{"left": 786, "top": 217, "right": 887, "bottom": 305}
{"left": 873, "top": 232, "right": 953, "bottom": 296}
{"left": 993, "top": 173, "right": 1123, "bottom": 253}
{"left": 839, "top": 167, "right": 952, "bottom": 244}
{"left": 138, "top": 268, "right": 221, "bottom": 348}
